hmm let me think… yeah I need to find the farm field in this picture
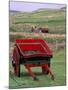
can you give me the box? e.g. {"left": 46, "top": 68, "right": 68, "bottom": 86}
{"left": 9, "top": 9, "right": 66, "bottom": 34}
{"left": 9, "top": 7, "right": 66, "bottom": 88}
{"left": 9, "top": 32, "right": 65, "bottom": 52}
{"left": 9, "top": 49, "right": 66, "bottom": 89}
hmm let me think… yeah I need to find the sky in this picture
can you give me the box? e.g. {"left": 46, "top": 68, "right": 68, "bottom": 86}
{"left": 10, "top": 1, "right": 66, "bottom": 12}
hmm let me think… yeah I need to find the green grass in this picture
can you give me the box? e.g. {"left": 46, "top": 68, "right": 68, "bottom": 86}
{"left": 10, "top": 9, "right": 66, "bottom": 34}
{"left": 9, "top": 49, "right": 66, "bottom": 89}
{"left": 9, "top": 9, "right": 66, "bottom": 88}
{"left": 10, "top": 34, "right": 65, "bottom": 43}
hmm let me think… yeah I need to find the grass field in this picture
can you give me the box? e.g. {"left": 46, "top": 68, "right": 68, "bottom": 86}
{"left": 9, "top": 9, "right": 66, "bottom": 34}
{"left": 9, "top": 8, "right": 66, "bottom": 89}
{"left": 9, "top": 49, "right": 66, "bottom": 89}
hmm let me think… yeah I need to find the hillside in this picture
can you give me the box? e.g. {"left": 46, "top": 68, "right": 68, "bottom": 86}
{"left": 9, "top": 8, "right": 66, "bottom": 34}
{"left": 9, "top": 9, "right": 66, "bottom": 89}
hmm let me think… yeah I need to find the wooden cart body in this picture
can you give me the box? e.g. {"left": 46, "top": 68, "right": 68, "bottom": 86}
{"left": 12, "top": 39, "right": 54, "bottom": 80}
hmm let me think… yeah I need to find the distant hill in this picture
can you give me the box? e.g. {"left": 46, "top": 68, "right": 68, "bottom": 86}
{"left": 60, "top": 7, "right": 66, "bottom": 11}
{"left": 33, "top": 8, "right": 62, "bottom": 13}
{"left": 9, "top": 10, "right": 21, "bottom": 15}
{"left": 9, "top": 8, "right": 66, "bottom": 34}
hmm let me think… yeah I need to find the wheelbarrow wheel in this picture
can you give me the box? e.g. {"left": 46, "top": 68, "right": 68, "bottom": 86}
{"left": 42, "top": 63, "right": 50, "bottom": 75}
{"left": 13, "top": 47, "right": 20, "bottom": 77}
{"left": 15, "top": 64, "right": 20, "bottom": 77}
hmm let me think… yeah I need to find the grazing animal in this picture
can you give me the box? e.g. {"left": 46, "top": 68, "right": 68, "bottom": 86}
{"left": 31, "top": 26, "right": 35, "bottom": 32}
{"left": 40, "top": 27, "right": 49, "bottom": 33}
{"left": 31, "top": 26, "right": 49, "bottom": 33}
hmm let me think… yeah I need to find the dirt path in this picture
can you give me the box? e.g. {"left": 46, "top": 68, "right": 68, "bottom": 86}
{"left": 10, "top": 32, "right": 65, "bottom": 38}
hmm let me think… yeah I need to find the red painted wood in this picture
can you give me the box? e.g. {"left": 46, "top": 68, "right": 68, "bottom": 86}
{"left": 16, "top": 39, "right": 53, "bottom": 57}
{"left": 12, "top": 39, "right": 54, "bottom": 79}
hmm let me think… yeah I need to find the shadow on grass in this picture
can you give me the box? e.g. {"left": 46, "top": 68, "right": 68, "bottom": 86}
{"left": 9, "top": 70, "right": 45, "bottom": 79}
{"left": 20, "top": 71, "right": 48, "bottom": 77}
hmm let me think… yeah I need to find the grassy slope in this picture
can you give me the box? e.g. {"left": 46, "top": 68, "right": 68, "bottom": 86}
{"left": 10, "top": 9, "right": 66, "bottom": 34}
{"left": 9, "top": 9, "right": 66, "bottom": 88}
{"left": 9, "top": 49, "right": 66, "bottom": 89}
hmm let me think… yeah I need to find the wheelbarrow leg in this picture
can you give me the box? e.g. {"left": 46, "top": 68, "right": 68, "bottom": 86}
{"left": 45, "top": 64, "right": 55, "bottom": 80}
{"left": 25, "top": 64, "right": 38, "bottom": 80}
{"left": 41, "top": 65, "right": 49, "bottom": 74}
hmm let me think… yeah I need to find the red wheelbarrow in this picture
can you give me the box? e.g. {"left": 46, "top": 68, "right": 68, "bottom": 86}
{"left": 12, "top": 39, "right": 54, "bottom": 80}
